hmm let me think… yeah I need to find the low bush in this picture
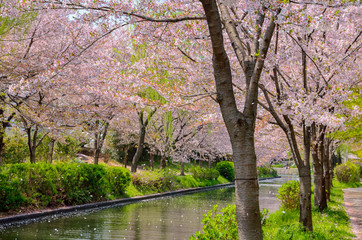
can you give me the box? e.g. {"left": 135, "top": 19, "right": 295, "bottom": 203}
{"left": 277, "top": 180, "right": 300, "bottom": 210}
{"left": 105, "top": 166, "right": 131, "bottom": 197}
{"left": 215, "top": 161, "right": 234, "bottom": 181}
{"left": 190, "top": 166, "right": 220, "bottom": 180}
{"left": 175, "top": 175, "right": 199, "bottom": 189}
{"left": 2, "top": 128, "right": 28, "bottom": 164}
{"left": 258, "top": 165, "right": 278, "bottom": 178}
{"left": 190, "top": 205, "right": 269, "bottom": 240}
{"left": 131, "top": 169, "right": 178, "bottom": 193}
{"left": 335, "top": 161, "right": 360, "bottom": 183}
{"left": 0, "top": 163, "right": 131, "bottom": 211}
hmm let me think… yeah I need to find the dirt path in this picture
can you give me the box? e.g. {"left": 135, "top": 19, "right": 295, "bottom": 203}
{"left": 343, "top": 187, "right": 362, "bottom": 240}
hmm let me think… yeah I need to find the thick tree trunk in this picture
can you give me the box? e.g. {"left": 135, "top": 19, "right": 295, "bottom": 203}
{"left": 312, "top": 146, "right": 327, "bottom": 211}
{"left": 233, "top": 126, "right": 262, "bottom": 240}
{"left": 200, "top": 1, "right": 277, "bottom": 238}
{"left": 298, "top": 124, "right": 313, "bottom": 231}
{"left": 131, "top": 126, "right": 146, "bottom": 173}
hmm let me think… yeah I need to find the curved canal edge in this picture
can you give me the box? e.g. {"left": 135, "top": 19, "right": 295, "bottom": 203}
{"left": 0, "top": 176, "right": 280, "bottom": 230}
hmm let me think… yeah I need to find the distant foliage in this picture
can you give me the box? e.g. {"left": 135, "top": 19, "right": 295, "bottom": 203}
{"left": 190, "top": 166, "right": 220, "bottom": 180}
{"left": 0, "top": 163, "right": 131, "bottom": 211}
{"left": 131, "top": 169, "right": 178, "bottom": 193}
{"left": 277, "top": 181, "right": 300, "bottom": 210}
{"left": 335, "top": 162, "right": 360, "bottom": 183}
{"left": 258, "top": 165, "right": 278, "bottom": 178}
{"left": 2, "top": 129, "right": 29, "bottom": 164}
{"left": 215, "top": 161, "right": 234, "bottom": 181}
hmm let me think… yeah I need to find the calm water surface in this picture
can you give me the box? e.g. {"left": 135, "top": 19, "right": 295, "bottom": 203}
{"left": 0, "top": 176, "right": 297, "bottom": 240}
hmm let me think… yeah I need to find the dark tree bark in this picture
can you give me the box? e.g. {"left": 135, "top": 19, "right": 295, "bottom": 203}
{"left": 124, "top": 145, "right": 130, "bottom": 168}
{"left": 49, "top": 138, "right": 55, "bottom": 164}
{"left": 160, "top": 155, "right": 167, "bottom": 169}
{"left": 93, "top": 121, "right": 109, "bottom": 165}
{"left": 131, "top": 109, "right": 156, "bottom": 173}
{"left": 0, "top": 110, "right": 15, "bottom": 165}
{"left": 200, "top": 1, "right": 278, "bottom": 239}
{"left": 312, "top": 124, "right": 327, "bottom": 211}
{"left": 23, "top": 122, "right": 48, "bottom": 164}
{"left": 323, "top": 138, "right": 332, "bottom": 201}
{"left": 299, "top": 124, "right": 313, "bottom": 230}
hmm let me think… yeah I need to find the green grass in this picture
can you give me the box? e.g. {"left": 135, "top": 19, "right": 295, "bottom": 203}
{"left": 263, "top": 180, "right": 361, "bottom": 240}
{"left": 190, "top": 179, "right": 360, "bottom": 240}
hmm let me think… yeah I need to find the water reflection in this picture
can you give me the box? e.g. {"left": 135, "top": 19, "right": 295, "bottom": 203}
{"left": 0, "top": 176, "right": 297, "bottom": 240}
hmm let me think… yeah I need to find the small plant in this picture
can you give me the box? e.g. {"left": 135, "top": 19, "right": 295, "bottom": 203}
{"left": 191, "top": 205, "right": 269, "bottom": 239}
{"left": 191, "top": 204, "right": 237, "bottom": 240}
{"left": 277, "top": 180, "right": 300, "bottom": 210}
{"left": 190, "top": 166, "right": 220, "bottom": 180}
{"left": 215, "top": 161, "right": 234, "bottom": 181}
{"left": 335, "top": 161, "right": 360, "bottom": 183}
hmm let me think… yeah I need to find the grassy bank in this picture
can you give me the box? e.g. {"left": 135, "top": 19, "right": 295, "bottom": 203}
{"left": 0, "top": 162, "right": 278, "bottom": 217}
{"left": 191, "top": 180, "right": 361, "bottom": 240}
{"left": 263, "top": 180, "right": 360, "bottom": 239}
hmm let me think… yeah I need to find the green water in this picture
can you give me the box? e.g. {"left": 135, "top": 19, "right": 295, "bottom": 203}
{"left": 0, "top": 176, "right": 297, "bottom": 240}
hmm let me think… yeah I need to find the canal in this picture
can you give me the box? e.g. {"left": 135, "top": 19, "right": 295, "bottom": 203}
{"left": 0, "top": 176, "right": 297, "bottom": 240}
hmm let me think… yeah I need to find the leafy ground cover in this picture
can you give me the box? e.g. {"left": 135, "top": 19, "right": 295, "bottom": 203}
{"left": 191, "top": 180, "right": 361, "bottom": 240}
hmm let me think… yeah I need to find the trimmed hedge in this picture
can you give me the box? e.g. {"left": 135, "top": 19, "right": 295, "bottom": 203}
{"left": 215, "top": 161, "right": 234, "bottom": 181}
{"left": 335, "top": 161, "right": 360, "bottom": 183}
{"left": 0, "top": 163, "right": 131, "bottom": 211}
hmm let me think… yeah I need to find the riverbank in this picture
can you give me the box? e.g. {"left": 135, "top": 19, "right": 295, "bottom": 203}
{"left": 191, "top": 180, "right": 361, "bottom": 240}
{"left": 0, "top": 162, "right": 277, "bottom": 218}
{"left": 0, "top": 177, "right": 280, "bottom": 230}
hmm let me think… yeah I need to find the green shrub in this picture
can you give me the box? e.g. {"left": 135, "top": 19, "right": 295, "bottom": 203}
{"left": 335, "top": 162, "right": 360, "bottom": 183}
{"left": 131, "top": 169, "right": 178, "bottom": 193}
{"left": 175, "top": 175, "right": 199, "bottom": 188}
{"left": 277, "top": 181, "right": 300, "bottom": 210}
{"left": 105, "top": 166, "right": 131, "bottom": 197}
{"left": 0, "top": 171, "right": 27, "bottom": 211}
{"left": 258, "top": 165, "right": 278, "bottom": 178}
{"left": 215, "top": 161, "right": 234, "bottom": 181}
{"left": 190, "top": 166, "right": 220, "bottom": 180}
{"left": 2, "top": 128, "right": 29, "bottom": 164}
{"left": 0, "top": 163, "right": 131, "bottom": 211}
{"left": 191, "top": 205, "right": 269, "bottom": 239}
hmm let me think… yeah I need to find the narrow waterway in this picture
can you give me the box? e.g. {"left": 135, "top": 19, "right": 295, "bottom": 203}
{"left": 0, "top": 176, "right": 297, "bottom": 240}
